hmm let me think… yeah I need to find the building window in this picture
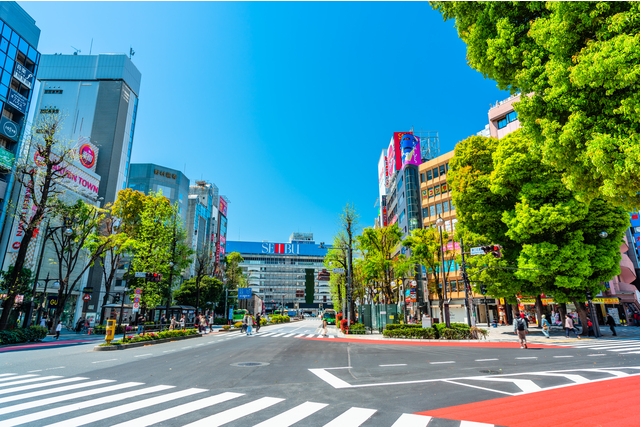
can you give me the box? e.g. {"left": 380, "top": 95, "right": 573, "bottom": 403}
{"left": 430, "top": 205, "right": 436, "bottom": 217}
{"left": 443, "top": 200, "right": 450, "bottom": 213}
{"left": 420, "top": 173, "right": 425, "bottom": 183}
{"left": 40, "top": 108, "right": 59, "bottom": 114}
{"left": 44, "top": 89, "right": 63, "bottom": 94}
{"left": 432, "top": 168, "right": 439, "bottom": 179}
{"left": 427, "top": 170, "right": 432, "bottom": 181}
{"left": 439, "top": 164, "right": 445, "bottom": 176}
{"left": 497, "top": 111, "right": 518, "bottom": 129}
{"left": 422, "top": 207, "right": 428, "bottom": 218}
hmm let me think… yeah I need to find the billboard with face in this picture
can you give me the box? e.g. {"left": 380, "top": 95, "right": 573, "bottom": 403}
{"left": 399, "top": 133, "right": 421, "bottom": 166}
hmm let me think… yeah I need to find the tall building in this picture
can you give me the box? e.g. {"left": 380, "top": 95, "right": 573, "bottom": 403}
{"left": 0, "top": 2, "right": 40, "bottom": 236}
{"left": 225, "top": 234, "right": 330, "bottom": 313}
{"left": 185, "top": 180, "right": 217, "bottom": 277}
{"left": 128, "top": 163, "right": 190, "bottom": 225}
{"left": 26, "top": 53, "right": 141, "bottom": 322}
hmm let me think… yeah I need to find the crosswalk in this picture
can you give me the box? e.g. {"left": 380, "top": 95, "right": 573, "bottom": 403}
{"left": 252, "top": 331, "right": 337, "bottom": 339}
{"left": 0, "top": 373, "right": 495, "bottom": 427}
{"left": 547, "top": 338, "right": 640, "bottom": 354}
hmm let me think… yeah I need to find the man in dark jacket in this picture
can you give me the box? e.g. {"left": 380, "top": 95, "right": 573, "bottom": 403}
{"left": 605, "top": 314, "right": 617, "bottom": 336}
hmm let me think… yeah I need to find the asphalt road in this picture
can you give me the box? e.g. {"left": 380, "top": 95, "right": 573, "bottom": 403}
{"left": 1, "top": 319, "right": 639, "bottom": 427}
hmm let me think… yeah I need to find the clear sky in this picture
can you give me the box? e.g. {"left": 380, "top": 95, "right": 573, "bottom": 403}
{"left": 18, "top": 1, "right": 509, "bottom": 245}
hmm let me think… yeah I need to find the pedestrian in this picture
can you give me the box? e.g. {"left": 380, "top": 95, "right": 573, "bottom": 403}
{"left": 605, "top": 313, "right": 617, "bottom": 336}
{"left": 513, "top": 312, "right": 529, "bottom": 348}
{"left": 255, "top": 313, "right": 262, "bottom": 333}
{"left": 160, "top": 314, "right": 167, "bottom": 331}
{"left": 244, "top": 313, "right": 253, "bottom": 336}
{"left": 199, "top": 314, "right": 207, "bottom": 334}
{"left": 39, "top": 316, "right": 47, "bottom": 328}
{"left": 586, "top": 316, "right": 595, "bottom": 336}
{"left": 179, "top": 315, "right": 185, "bottom": 330}
{"left": 137, "top": 315, "right": 145, "bottom": 334}
{"left": 169, "top": 315, "right": 176, "bottom": 330}
{"left": 322, "top": 319, "right": 328, "bottom": 337}
{"left": 564, "top": 314, "right": 581, "bottom": 339}
{"left": 75, "top": 317, "right": 84, "bottom": 333}
{"left": 55, "top": 321, "right": 62, "bottom": 340}
{"left": 541, "top": 314, "right": 550, "bottom": 339}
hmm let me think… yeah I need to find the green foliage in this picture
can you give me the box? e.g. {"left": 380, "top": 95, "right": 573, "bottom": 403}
{"left": 106, "top": 328, "right": 199, "bottom": 345}
{"left": 348, "top": 322, "right": 366, "bottom": 334}
{"left": 222, "top": 325, "right": 231, "bottom": 331}
{"left": 384, "top": 324, "right": 423, "bottom": 331}
{"left": 224, "top": 252, "right": 246, "bottom": 290}
{"left": 269, "top": 314, "right": 290, "bottom": 324}
{"left": 383, "top": 327, "right": 436, "bottom": 339}
{"left": 174, "top": 276, "right": 223, "bottom": 308}
{"left": 0, "top": 326, "right": 48, "bottom": 345}
{"left": 431, "top": 1, "right": 640, "bottom": 211}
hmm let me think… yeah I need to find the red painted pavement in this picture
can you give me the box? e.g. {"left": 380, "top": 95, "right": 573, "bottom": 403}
{"left": 0, "top": 339, "right": 95, "bottom": 352}
{"left": 307, "top": 337, "right": 561, "bottom": 349}
{"left": 416, "top": 375, "right": 640, "bottom": 427}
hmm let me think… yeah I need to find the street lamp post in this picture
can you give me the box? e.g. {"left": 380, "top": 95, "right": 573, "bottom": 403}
{"left": 435, "top": 216, "right": 450, "bottom": 328}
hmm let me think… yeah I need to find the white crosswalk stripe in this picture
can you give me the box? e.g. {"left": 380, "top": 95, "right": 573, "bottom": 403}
{"left": 0, "top": 373, "right": 496, "bottom": 427}
{"left": 547, "top": 338, "right": 640, "bottom": 353}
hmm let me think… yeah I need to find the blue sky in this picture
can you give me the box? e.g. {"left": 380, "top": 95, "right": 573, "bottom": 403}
{"left": 19, "top": 1, "right": 508, "bottom": 244}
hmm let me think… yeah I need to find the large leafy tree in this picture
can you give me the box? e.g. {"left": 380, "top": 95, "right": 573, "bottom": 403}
{"left": 431, "top": 1, "right": 640, "bottom": 211}
{"left": 174, "top": 276, "right": 223, "bottom": 310}
{"left": 224, "top": 252, "right": 246, "bottom": 291}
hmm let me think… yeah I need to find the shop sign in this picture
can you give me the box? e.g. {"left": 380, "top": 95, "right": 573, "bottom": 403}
{"left": 8, "top": 89, "right": 28, "bottom": 114}
{"left": 592, "top": 297, "right": 619, "bottom": 304}
{"left": 519, "top": 298, "right": 555, "bottom": 305}
{"left": 0, "top": 146, "right": 15, "bottom": 170}
{"left": 0, "top": 117, "right": 19, "bottom": 141}
{"left": 13, "top": 63, "right": 34, "bottom": 89}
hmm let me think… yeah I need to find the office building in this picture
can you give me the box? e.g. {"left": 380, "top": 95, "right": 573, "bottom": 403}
{"left": 225, "top": 233, "right": 331, "bottom": 313}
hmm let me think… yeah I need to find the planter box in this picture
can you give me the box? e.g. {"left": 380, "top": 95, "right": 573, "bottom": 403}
{"left": 93, "top": 334, "right": 201, "bottom": 351}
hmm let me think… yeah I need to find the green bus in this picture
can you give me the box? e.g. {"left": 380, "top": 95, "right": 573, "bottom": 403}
{"left": 322, "top": 309, "right": 336, "bottom": 325}
{"left": 232, "top": 309, "right": 248, "bottom": 322}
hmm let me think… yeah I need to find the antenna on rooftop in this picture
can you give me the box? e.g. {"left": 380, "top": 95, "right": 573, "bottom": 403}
{"left": 71, "top": 46, "right": 81, "bottom": 55}
{"left": 129, "top": 47, "right": 135, "bottom": 59}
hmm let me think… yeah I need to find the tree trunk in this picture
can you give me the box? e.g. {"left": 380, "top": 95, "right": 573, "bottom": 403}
{"left": 573, "top": 299, "right": 589, "bottom": 336}
{"left": 535, "top": 295, "right": 544, "bottom": 327}
{"left": 0, "top": 296, "right": 17, "bottom": 329}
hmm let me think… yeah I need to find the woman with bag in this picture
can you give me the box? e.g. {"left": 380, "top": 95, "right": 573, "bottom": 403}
{"left": 541, "top": 314, "right": 550, "bottom": 338}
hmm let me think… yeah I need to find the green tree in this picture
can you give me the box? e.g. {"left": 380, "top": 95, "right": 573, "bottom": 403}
{"left": 431, "top": 1, "right": 640, "bottom": 211}
{"left": 325, "top": 234, "right": 348, "bottom": 313}
{"left": 224, "top": 252, "right": 246, "bottom": 291}
{"left": 49, "top": 200, "right": 109, "bottom": 330}
{"left": 174, "top": 276, "right": 223, "bottom": 310}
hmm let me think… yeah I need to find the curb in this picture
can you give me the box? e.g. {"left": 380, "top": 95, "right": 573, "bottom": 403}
{"left": 93, "top": 333, "right": 201, "bottom": 351}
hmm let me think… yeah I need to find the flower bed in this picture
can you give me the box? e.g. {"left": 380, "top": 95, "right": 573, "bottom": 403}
{"left": 98, "top": 328, "right": 199, "bottom": 347}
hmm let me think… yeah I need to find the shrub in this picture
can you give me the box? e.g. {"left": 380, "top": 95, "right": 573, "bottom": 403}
{"left": 260, "top": 318, "right": 267, "bottom": 326}
{"left": 234, "top": 321, "right": 243, "bottom": 328}
{"left": 382, "top": 327, "right": 436, "bottom": 339}
{"left": 348, "top": 323, "right": 366, "bottom": 335}
{"left": 269, "top": 314, "right": 290, "bottom": 324}
{"left": 213, "top": 318, "right": 228, "bottom": 325}
{"left": 110, "top": 328, "right": 198, "bottom": 345}
{"left": 340, "top": 318, "right": 349, "bottom": 333}
{"left": 0, "top": 326, "right": 48, "bottom": 345}
{"left": 385, "top": 324, "right": 422, "bottom": 331}
{"left": 222, "top": 325, "right": 231, "bottom": 331}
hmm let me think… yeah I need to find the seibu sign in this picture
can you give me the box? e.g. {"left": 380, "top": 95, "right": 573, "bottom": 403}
{"left": 261, "top": 242, "right": 300, "bottom": 255}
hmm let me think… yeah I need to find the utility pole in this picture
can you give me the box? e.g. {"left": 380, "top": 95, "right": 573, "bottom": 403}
{"left": 460, "top": 238, "right": 472, "bottom": 327}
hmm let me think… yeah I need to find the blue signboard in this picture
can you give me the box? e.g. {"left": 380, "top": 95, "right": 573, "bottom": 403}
{"left": 13, "top": 63, "right": 34, "bottom": 89}
{"left": 238, "top": 288, "right": 252, "bottom": 300}
{"left": 7, "top": 89, "right": 28, "bottom": 114}
{"left": 0, "top": 117, "right": 19, "bottom": 141}
{"left": 228, "top": 308, "right": 233, "bottom": 320}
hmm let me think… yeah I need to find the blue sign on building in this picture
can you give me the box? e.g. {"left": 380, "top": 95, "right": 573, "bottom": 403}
{"left": 238, "top": 288, "right": 252, "bottom": 300}
{"left": 7, "top": 89, "right": 28, "bottom": 114}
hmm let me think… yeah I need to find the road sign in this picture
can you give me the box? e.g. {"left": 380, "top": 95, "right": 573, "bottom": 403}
{"left": 470, "top": 247, "right": 485, "bottom": 256}
{"left": 238, "top": 288, "right": 252, "bottom": 300}
{"left": 82, "top": 294, "right": 91, "bottom": 301}
{"left": 132, "top": 302, "right": 140, "bottom": 311}
{"left": 133, "top": 296, "right": 140, "bottom": 304}
{"left": 134, "top": 272, "right": 146, "bottom": 278}
{"left": 135, "top": 288, "right": 142, "bottom": 295}
{"left": 332, "top": 268, "right": 345, "bottom": 274}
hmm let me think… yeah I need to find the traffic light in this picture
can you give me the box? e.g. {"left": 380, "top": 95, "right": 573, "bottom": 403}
{"left": 482, "top": 245, "right": 502, "bottom": 258}
{"left": 586, "top": 290, "right": 593, "bottom": 301}
{"left": 480, "top": 285, "right": 487, "bottom": 295}
{"left": 481, "top": 246, "right": 492, "bottom": 254}
{"left": 113, "top": 293, "right": 121, "bottom": 304}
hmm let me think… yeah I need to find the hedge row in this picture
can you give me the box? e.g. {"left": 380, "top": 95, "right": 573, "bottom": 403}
{"left": 347, "top": 323, "right": 366, "bottom": 335}
{"left": 104, "top": 328, "right": 199, "bottom": 346}
{"left": 269, "top": 314, "right": 290, "bottom": 324}
{"left": 0, "top": 326, "right": 48, "bottom": 345}
{"left": 383, "top": 323, "right": 488, "bottom": 340}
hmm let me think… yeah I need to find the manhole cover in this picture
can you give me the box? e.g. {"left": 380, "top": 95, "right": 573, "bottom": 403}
{"left": 479, "top": 369, "right": 501, "bottom": 375}
{"left": 231, "top": 362, "right": 270, "bottom": 367}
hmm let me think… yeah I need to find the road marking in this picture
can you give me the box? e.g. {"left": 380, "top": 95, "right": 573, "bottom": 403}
{"left": 553, "top": 355, "right": 574, "bottom": 358}
{"left": 283, "top": 333, "right": 296, "bottom": 337}
{"left": 443, "top": 380, "right": 513, "bottom": 396}
{"left": 0, "top": 378, "right": 92, "bottom": 400}
{"left": 0, "top": 373, "right": 16, "bottom": 377}
{"left": 182, "top": 396, "right": 284, "bottom": 427}
{"left": 182, "top": 346, "right": 193, "bottom": 349}
{"left": 328, "top": 335, "right": 335, "bottom": 339}
{"left": 0, "top": 375, "right": 38, "bottom": 383}
{"left": 26, "top": 370, "right": 42, "bottom": 372}
{"left": 475, "top": 358, "right": 499, "bottom": 362}
{"left": 467, "top": 377, "right": 541, "bottom": 393}
{"left": 0, "top": 376, "right": 62, "bottom": 387}
{"left": 44, "top": 387, "right": 208, "bottom": 427}
{"left": 308, "top": 369, "right": 352, "bottom": 389}
{"left": 271, "top": 333, "right": 286, "bottom": 337}
{"left": 391, "top": 413, "right": 432, "bottom": 427}
{"left": 535, "top": 372, "right": 589, "bottom": 384}
{"left": 430, "top": 361, "right": 455, "bottom": 364}
{"left": 163, "top": 350, "right": 176, "bottom": 353}
{"left": 515, "top": 357, "right": 537, "bottom": 360}
{"left": 1, "top": 382, "right": 116, "bottom": 406}
{"left": 379, "top": 364, "right": 407, "bottom": 367}
{"left": 322, "top": 407, "right": 377, "bottom": 427}
{"left": 109, "top": 392, "right": 243, "bottom": 427}
{"left": 295, "top": 334, "right": 305, "bottom": 338}
{"left": 92, "top": 359, "right": 118, "bottom": 363}
{"left": 134, "top": 354, "right": 152, "bottom": 358}
{"left": 587, "top": 354, "right": 607, "bottom": 357}
{"left": 259, "top": 332, "right": 276, "bottom": 337}
{"left": 254, "top": 401, "right": 328, "bottom": 427}
{"left": 623, "top": 351, "right": 640, "bottom": 354}
{"left": 460, "top": 421, "right": 495, "bottom": 427}
{"left": 306, "top": 334, "right": 316, "bottom": 338}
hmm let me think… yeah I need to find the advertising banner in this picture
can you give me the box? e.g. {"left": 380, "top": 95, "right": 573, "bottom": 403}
{"left": 399, "top": 133, "right": 421, "bottom": 166}
{"left": 13, "top": 63, "right": 34, "bottom": 89}
{"left": 0, "top": 117, "right": 20, "bottom": 141}
{"left": 219, "top": 197, "right": 228, "bottom": 217}
{"left": 8, "top": 89, "right": 28, "bottom": 114}
{"left": 386, "top": 138, "right": 397, "bottom": 179}
{"left": 0, "top": 146, "right": 15, "bottom": 170}
{"left": 77, "top": 136, "right": 99, "bottom": 172}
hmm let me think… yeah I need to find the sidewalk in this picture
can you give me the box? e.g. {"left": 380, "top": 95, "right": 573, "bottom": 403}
{"left": 336, "top": 323, "right": 640, "bottom": 343}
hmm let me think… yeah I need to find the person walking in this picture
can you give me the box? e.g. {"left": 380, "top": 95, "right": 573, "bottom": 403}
{"left": 565, "top": 314, "right": 581, "bottom": 339}
{"left": 322, "top": 319, "right": 328, "bottom": 337}
{"left": 39, "top": 316, "right": 47, "bottom": 328}
{"left": 55, "top": 321, "right": 62, "bottom": 340}
{"left": 541, "top": 314, "right": 551, "bottom": 338}
{"left": 605, "top": 313, "right": 617, "bottom": 336}
{"left": 513, "top": 312, "right": 529, "bottom": 348}
{"left": 169, "top": 315, "right": 176, "bottom": 330}
{"left": 160, "top": 314, "right": 167, "bottom": 331}
{"left": 244, "top": 313, "right": 253, "bottom": 336}
{"left": 255, "top": 313, "right": 262, "bottom": 333}
{"left": 179, "top": 315, "right": 185, "bottom": 330}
